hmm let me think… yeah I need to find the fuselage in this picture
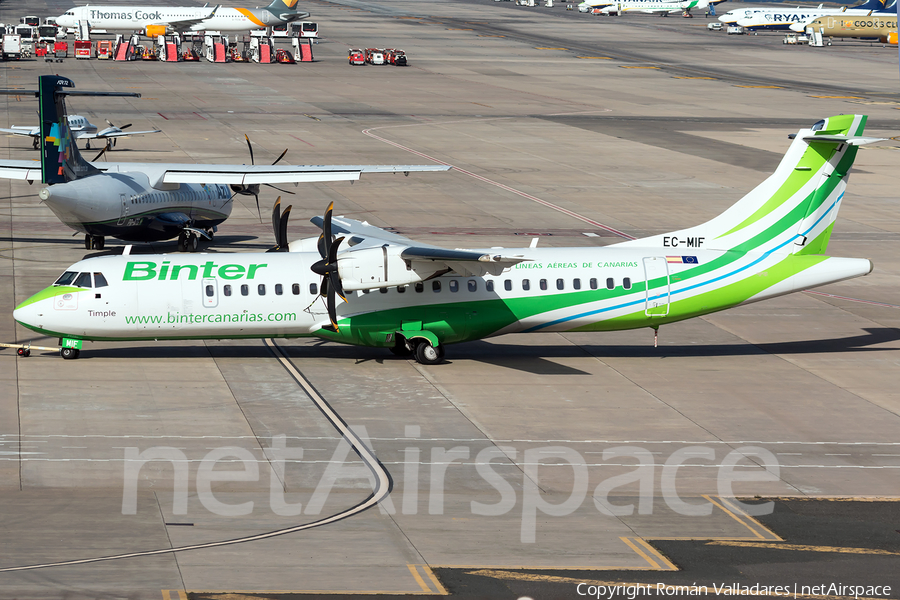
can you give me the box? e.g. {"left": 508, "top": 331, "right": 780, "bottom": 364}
{"left": 599, "top": 0, "right": 707, "bottom": 13}
{"left": 792, "top": 14, "right": 897, "bottom": 37}
{"left": 39, "top": 173, "right": 232, "bottom": 241}
{"left": 13, "top": 245, "right": 873, "bottom": 348}
{"left": 737, "top": 8, "right": 893, "bottom": 31}
{"left": 55, "top": 5, "right": 301, "bottom": 32}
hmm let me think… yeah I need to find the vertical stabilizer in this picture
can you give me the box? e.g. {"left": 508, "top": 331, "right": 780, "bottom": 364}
{"left": 38, "top": 75, "right": 101, "bottom": 184}
{"left": 612, "top": 115, "right": 883, "bottom": 256}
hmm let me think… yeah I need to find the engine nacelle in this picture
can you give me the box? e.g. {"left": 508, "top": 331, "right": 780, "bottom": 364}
{"left": 145, "top": 24, "right": 167, "bottom": 37}
{"left": 338, "top": 246, "right": 440, "bottom": 291}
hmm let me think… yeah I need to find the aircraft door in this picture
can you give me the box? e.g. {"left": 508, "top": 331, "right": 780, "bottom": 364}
{"left": 643, "top": 257, "right": 670, "bottom": 317}
{"left": 202, "top": 278, "right": 219, "bottom": 308}
{"left": 117, "top": 193, "right": 128, "bottom": 225}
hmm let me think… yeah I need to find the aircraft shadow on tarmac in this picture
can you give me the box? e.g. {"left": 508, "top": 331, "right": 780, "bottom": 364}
{"left": 11, "top": 328, "right": 898, "bottom": 365}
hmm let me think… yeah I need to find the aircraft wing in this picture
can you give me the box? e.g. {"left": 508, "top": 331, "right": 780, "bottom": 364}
{"left": 313, "top": 215, "right": 531, "bottom": 277}
{"left": 0, "top": 127, "right": 39, "bottom": 138}
{"left": 81, "top": 129, "right": 163, "bottom": 140}
{"left": 93, "top": 162, "right": 451, "bottom": 187}
{"left": 157, "top": 5, "right": 219, "bottom": 31}
{"left": 0, "top": 159, "right": 42, "bottom": 180}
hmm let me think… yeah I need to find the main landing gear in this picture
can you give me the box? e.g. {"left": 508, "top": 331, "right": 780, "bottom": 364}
{"left": 178, "top": 231, "right": 199, "bottom": 252}
{"left": 84, "top": 234, "right": 105, "bottom": 250}
{"left": 60, "top": 347, "right": 80, "bottom": 359}
{"left": 392, "top": 338, "right": 445, "bottom": 365}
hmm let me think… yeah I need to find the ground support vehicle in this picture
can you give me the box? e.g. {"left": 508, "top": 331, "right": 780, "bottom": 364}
{"left": 349, "top": 48, "right": 365, "bottom": 65}
{"left": 2, "top": 34, "right": 22, "bottom": 60}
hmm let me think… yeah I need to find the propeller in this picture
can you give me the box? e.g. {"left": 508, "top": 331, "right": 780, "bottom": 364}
{"left": 106, "top": 119, "right": 132, "bottom": 130}
{"left": 231, "top": 135, "right": 295, "bottom": 223}
{"left": 267, "top": 196, "right": 292, "bottom": 253}
{"left": 91, "top": 146, "right": 108, "bottom": 162}
{"left": 310, "top": 201, "right": 346, "bottom": 331}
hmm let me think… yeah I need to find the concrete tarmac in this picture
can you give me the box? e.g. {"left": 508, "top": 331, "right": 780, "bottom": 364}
{"left": 0, "top": 0, "right": 898, "bottom": 597}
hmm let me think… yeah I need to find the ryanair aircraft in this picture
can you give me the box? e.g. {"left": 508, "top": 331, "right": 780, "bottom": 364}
{"left": 734, "top": 0, "right": 894, "bottom": 31}
{"left": 13, "top": 115, "right": 882, "bottom": 364}
{"left": 54, "top": 0, "right": 309, "bottom": 36}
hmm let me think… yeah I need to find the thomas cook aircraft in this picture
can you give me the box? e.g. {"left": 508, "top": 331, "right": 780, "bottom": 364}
{"left": 54, "top": 0, "right": 309, "bottom": 36}
{"left": 0, "top": 114, "right": 161, "bottom": 150}
{"left": 13, "top": 115, "right": 882, "bottom": 363}
{"left": 0, "top": 76, "right": 448, "bottom": 251}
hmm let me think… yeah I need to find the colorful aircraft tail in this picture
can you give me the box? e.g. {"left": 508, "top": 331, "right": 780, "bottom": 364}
{"left": 859, "top": 0, "right": 893, "bottom": 11}
{"left": 613, "top": 115, "right": 882, "bottom": 257}
{"left": 37, "top": 75, "right": 101, "bottom": 184}
{"left": 265, "top": 0, "right": 307, "bottom": 17}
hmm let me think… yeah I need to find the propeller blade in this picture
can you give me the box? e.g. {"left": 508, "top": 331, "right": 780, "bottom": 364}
{"left": 271, "top": 196, "right": 281, "bottom": 243}
{"left": 244, "top": 134, "right": 255, "bottom": 165}
{"left": 328, "top": 236, "right": 344, "bottom": 264}
{"left": 317, "top": 233, "right": 326, "bottom": 260}
{"left": 320, "top": 274, "right": 329, "bottom": 297}
{"left": 272, "top": 148, "right": 288, "bottom": 165}
{"left": 253, "top": 193, "right": 261, "bottom": 224}
{"left": 121, "top": 124, "right": 132, "bottom": 130}
{"left": 327, "top": 285, "right": 338, "bottom": 331}
{"left": 278, "top": 205, "right": 292, "bottom": 250}
{"left": 105, "top": 119, "right": 114, "bottom": 127}
{"left": 92, "top": 147, "right": 107, "bottom": 162}
{"left": 264, "top": 183, "right": 296, "bottom": 195}
{"left": 322, "top": 201, "right": 334, "bottom": 246}
{"left": 330, "top": 270, "right": 346, "bottom": 303}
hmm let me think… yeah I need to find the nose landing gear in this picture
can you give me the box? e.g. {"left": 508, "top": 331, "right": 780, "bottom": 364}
{"left": 84, "top": 235, "right": 105, "bottom": 250}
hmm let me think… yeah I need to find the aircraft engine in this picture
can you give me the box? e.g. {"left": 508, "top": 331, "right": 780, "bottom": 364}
{"left": 338, "top": 246, "right": 436, "bottom": 291}
{"left": 145, "top": 24, "right": 167, "bottom": 37}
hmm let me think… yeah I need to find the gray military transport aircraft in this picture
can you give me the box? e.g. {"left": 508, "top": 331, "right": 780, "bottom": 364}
{"left": 0, "top": 76, "right": 449, "bottom": 251}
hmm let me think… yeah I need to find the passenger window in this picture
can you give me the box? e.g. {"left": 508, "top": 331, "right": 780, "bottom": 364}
{"left": 309, "top": 283, "right": 317, "bottom": 295}
{"left": 504, "top": 279, "right": 512, "bottom": 291}
{"left": 397, "top": 286, "right": 406, "bottom": 293}
{"left": 224, "top": 285, "right": 232, "bottom": 297}
{"left": 74, "top": 272, "right": 92, "bottom": 288}
{"left": 557, "top": 278, "right": 564, "bottom": 291}
{"left": 292, "top": 283, "right": 300, "bottom": 295}
{"left": 573, "top": 278, "right": 581, "bottom": 290}
{"left": 522, "top": 279, "right": 530, "bottom": 291}
{"left": 623, "top": 277, "right": 632, "bottom": 290}
{"left": 205, "top": 285, "right": 214, "bottom": 297}
{"left": 468, "top": 280, "right": 477, "bottom": 292}
{"left": 606, "top": 278, "right": 615, "bottom": 290}
{"left": 258, "top": 284, "right": 266, "bottom": 296}
{"left": 241, "top": 284, "right": 249, "bottom": 296}
{"left": 590, "top": 278, "right": 598, "bottom": 290}
{"left": 415, "top": 282, "right": 423, "bottom": 293}
{"left": 432, "top": 281, "right": 441, "bottom": 292}
{"left": 449, "top": 280, "right": 459, "bottom": 292}
{"left": 93, "top": 273, "right": 108, "bottom": 288}
{"left": 486, "top": 280, "right": 494, "bottom": 292}
{"left": 539, "top": 279, "right": 547, "bottom": 291}
{"left": 275, "top": 284, "right": 283, "bottom": 296}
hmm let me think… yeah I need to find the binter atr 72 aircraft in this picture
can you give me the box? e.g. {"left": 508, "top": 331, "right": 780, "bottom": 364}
{"left": 54, "top": 0, "right": 309, "bottom": 36}
{"left": 0, "top": 76, "right": 448, "bottom": 252}
{"left": 13, "top": 115, "right": 881, "bottom": 363}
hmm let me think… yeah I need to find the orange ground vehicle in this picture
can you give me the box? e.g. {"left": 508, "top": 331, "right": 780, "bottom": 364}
{"left": 275, "top": 48, "right": 295, "bottom": 63}
{"left": 96, "top": 40, "right": 112, "bottom": 59}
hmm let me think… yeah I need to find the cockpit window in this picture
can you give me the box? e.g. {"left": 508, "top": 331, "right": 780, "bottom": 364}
{"left": 54, "top": 271, "right": 78, "bottom": 286}
{"left": 74, "top": 272, "right": 93, "bottom": 288}
{"left": 93, "top": 272, "right": 108, "bottom": 288}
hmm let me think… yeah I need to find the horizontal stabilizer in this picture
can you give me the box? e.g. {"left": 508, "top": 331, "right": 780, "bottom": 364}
{"left": 802, "top": 134, "right": 886, "bottom": 146}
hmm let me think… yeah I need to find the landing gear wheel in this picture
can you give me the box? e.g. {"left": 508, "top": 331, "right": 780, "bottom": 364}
{"left": 177, "top": 231, "right": 187, "bottom": 252}
{"left": 60, "top": 347, "right": 80, "bottom": 360}
{"left": 17, "top": 348, "right": 30, "bottom": 357}
{"left": 85, "top": 235, "right": 105, "bottom": 250}
{"left": 84, "top": 234, "right": 92, "bottom": 250}
{"left": 189, "top": 234, "right": 199, "bottom": 252}
{"left": 415, "top": 341, "right": 442, "bottom": 365}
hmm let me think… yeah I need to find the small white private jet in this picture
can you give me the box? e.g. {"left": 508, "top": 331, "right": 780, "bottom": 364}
{"left": 12, "top": 115, "right": 882, "bottom": 364}
{"left": 0, "top": 114, "right": 161, "bottom": 150}
{"left": 0, "top": 76, "right": 449, "bottom": 252}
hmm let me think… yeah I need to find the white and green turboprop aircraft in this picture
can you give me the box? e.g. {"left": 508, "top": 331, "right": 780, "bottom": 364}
{"left": 13, "top": 115, "right": 881, "bottom": 364}
{"left": 581, "top": 0, "right": 712, "bottom": 16}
